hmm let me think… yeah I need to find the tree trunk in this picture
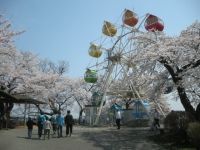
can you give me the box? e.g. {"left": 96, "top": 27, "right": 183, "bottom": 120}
{"left": 126, "top": 103, "right": 129, "bottom": 109}
{"left": 162, "top": 62, "right": 196, "bottom": 119}
{"left": 78, "top": 109, "right": 83, "bottom": 125}
{"left": 5, "top": 102, "right": 14, "bottom": 129}
{"left": 177, "top": 86, "right": 196, "bottom": 117}
{"left": 196, "top": 103, "right": 200, "bottom": 121}
{"left": 24, "top": 103, "right": 27, "bottom": 126}
{"left": 0, "top": 102, "right": 4, "bottom": 129}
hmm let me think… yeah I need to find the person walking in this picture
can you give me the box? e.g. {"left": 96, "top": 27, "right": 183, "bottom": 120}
{"left": 51, "top": 114, "right": 57, "bottom": 135}
{"left": 153, "top": 109, "right": 160, "bottom": 129}
{"left": 37, "top": 112, "right": 46, "bottom": 139}
{"left": 56, "top": 112, "right": 64, "bottom": 138}
{"left": 115, "top": 110, "right": 122, "bottom": 129}
{"left": 43, "top": 117, "right": 52, "bottom": 140}
{"left": 26, "top": 117, "right": 35, "bottom": 139}
{"left": 65, "top": 110, "right": 74, "bottom": 137}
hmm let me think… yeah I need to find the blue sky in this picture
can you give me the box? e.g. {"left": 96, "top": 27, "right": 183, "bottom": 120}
{"left": 0, "top": 0, "right": 200, "bottom": 78}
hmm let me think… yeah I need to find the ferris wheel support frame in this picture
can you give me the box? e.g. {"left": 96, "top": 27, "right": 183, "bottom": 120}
{"left": 121, "top": 64, "right": 166, "bottom": 117}
{"left": 153, "top": 99, "right": 166, "bottom": 117}
{"left": 120, "top": 64, "right": 141, "bottom": 98}
{"left": 94, "top": 63, "right": 115, "bottom": 125}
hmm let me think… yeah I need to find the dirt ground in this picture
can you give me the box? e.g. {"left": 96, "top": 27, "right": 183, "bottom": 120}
{"left": 0, "top": 126, "right": 167, "bottom": 150}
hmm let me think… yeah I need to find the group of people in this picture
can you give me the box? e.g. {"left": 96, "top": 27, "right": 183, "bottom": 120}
{"left": 26, "top": 110, "right": 74, "bottom": 140}
{"left": 26, "top": 109, "right": 160, "bottom": 138}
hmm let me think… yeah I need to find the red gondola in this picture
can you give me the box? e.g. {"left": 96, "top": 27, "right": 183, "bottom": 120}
{"left": 144, "top": 14, "right": 164, "bottom": 32}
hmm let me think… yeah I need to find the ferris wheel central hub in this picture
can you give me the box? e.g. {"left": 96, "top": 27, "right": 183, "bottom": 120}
{"left": 108, "top": 53, "right": 122, "bottom": 63}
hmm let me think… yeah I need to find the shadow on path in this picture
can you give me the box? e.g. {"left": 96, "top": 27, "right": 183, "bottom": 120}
{"left": 79, "top": 128, "right": 166, "bottom": 150}
{"left": 16, "top": 136, "right": 40, "bottom": 140}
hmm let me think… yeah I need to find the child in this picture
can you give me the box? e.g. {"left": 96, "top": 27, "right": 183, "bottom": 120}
{"left": 43, "top": 117, "right": 52, "bottom": 140}
{"left": 26, "top": 117, "right": 35, "bottom": 139}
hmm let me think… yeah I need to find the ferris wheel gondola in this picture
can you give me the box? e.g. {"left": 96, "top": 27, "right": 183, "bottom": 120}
{"left": 84, "top": 69, "right": 98, "bottom": 83}
{"left": 144, "top": 14, "right": 164, "bottom": 32}
{"left": 88, "top": 43, "right": 102, "bottom": 58}
{"left": 102, "top": 21, "right": 117, "bottom": 37}
{"left": 122, "top": 9, "right": 138, "bottom": 27}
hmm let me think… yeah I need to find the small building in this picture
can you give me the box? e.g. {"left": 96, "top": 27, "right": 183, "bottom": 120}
{"left": 84, "top": 105, "right": 97, "bottom": 126}
{"left": 123, "top": 100, "right": 151, "bottom": 127}
{"left": 132, "top": 100, "right": 150, "bottom": 119}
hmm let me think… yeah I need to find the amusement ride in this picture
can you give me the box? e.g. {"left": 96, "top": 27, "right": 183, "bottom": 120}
{"left": 84, "top": 9, "right": 165, "bottom": 125}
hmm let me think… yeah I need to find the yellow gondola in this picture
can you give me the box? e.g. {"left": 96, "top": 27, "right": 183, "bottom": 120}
{"left": 88, "top": 43, "right": 102, "bottom": 58}
{"left": 102, "top": 21, "right": 117, "bottom": 37}
{"left": 122, "top": 9, "right": 138, "bottom": 27}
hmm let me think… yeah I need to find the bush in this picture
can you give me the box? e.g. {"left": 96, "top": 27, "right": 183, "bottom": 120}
{"left": 187, "top": 122, "right": 200, "bottom": 149}
{"left": 163, "top": 111, "right": 194, "bottom": 144}
{"left": 164, "top": 111, "right": 191, "bottom": 132}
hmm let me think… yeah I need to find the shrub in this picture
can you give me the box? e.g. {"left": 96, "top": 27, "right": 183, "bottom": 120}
{"left": 164, "top": 111, "right": 191, "bottom": 132}
{"left": 187, "top": 122, "right": 200, "bottom": 149}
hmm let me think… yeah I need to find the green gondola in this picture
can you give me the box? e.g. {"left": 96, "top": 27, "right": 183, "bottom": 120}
{"left": 84, "top": 69, "right": 98, "bottom": 83}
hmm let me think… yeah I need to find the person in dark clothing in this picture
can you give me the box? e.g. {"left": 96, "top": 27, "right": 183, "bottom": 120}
{"left": 153, "top": 109, "right": 160, "bottom": 129}
{"left": 115, "top": 110, "right": 122, "bottom": 129}
{"left": 65, "top": 110, "right": 74, "bottom": 137}
{"left": 0, "top": 102, "right": 4, "bottom": 129}
{"left": 26, "top": 117, "right": 35, "bottom": 139}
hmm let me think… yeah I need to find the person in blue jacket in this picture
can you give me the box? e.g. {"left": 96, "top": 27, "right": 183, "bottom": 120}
{"left": 56, "top": 111, "right": 64, "bottom": 138}
{"left": 37, "top": 112, "right": 46, "bottom": 139}
{"left": 51, "top": 114, "right": 57, "bottom": 135}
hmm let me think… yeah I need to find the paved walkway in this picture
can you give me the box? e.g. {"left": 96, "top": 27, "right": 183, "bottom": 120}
{"left": 0, "top": 126, "right": 166, "bottom": 150}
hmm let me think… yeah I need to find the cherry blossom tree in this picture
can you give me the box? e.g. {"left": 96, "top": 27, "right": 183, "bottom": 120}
{"left": 0, "top": 16, "right": 24, "bottom": 126}
{"left": 72, "top": 78, "right": 92, "bottom": 124}
{"left": 31, "top": 59, "right": 72, "bottom": 115}
{"left": 0, "top": 16, "right": 72, "bottom": 121}
{"left": 132, "top": 22, "right": 200, "bottom": 120}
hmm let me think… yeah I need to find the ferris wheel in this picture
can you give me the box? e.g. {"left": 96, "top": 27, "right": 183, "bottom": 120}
{"left": 84, "top": 9, "right": 165, "bottom": 125}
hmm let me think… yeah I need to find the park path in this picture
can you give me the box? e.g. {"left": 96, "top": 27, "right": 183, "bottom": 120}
{"left": 0, "top": 126, "right": 166, "bottom": 150}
